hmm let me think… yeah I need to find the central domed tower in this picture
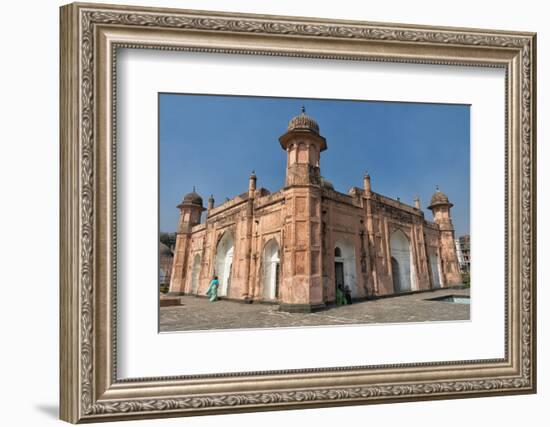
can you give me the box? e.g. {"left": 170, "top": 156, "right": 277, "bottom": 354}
{"left": 277, "top": 107, "right": 326, "bottom": 312}
{"left": 279, "top": 106, "right": 327, "bottom": 187}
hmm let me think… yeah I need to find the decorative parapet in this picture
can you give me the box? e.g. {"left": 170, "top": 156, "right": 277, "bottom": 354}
{"left": 322, "top": 187, "right": 362, "bottom": 208}
{"left": 371, "top": 192, "right": 424, "bottom": 217}
{"left": 190, "top": 223, "right": 206, "bottom": 233}
{"left": 208, "top": 194, "right": 249, "bottom": 217}
{"left": 254, "top": 189, "right": 285, "bottom": 210}
{"left": 424, "top": 220, "right": 440, "bottom": 231}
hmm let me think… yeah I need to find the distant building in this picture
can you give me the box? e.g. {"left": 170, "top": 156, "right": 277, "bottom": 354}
{"left": 455, "top": 239, "right": 464, "bottom": 268}
{"left": 168, "top": 108, "right": 462, "bottom": 311}
{"left": 455, "top": 235, "right": 470, "bottom": 272}
{"left": 159, "top": 242, "right": 174, "bottom": 285}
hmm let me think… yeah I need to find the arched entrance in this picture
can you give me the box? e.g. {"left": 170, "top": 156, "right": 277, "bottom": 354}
{"left": 334, "top": 240, "right": 358, "bottom": 298}
{"left": 191, "top": 254, "right": 201, "bottom": 294}
{"left": 429, "top": 251, "right": 441, "bottom": 289}
{"left": 390, "top": 229, "right": 413, "bottom": 293}
{"left": 262, "top": 239, "right": 280, "bottom": 300}
{"left": 215, "top": 231, "right": 234, "bottom": 297}
{"left": 391, "top": 257, "right": 400, "bottom": 291}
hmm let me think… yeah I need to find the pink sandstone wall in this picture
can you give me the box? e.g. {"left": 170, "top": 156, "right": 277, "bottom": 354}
{"left": 168, "top": 109, "right": 463, "bottom": 310}
{"left": 169, "top": 184, "right": 461, "bottom": 308}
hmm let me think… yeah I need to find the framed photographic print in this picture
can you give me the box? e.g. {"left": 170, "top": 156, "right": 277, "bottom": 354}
{"left": 59, "top": 2, "right": 537, "bottom": 423}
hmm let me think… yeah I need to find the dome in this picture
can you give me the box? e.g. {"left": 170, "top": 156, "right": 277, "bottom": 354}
{"left": 428, "top": 187, "right": 453, "bottom": 209}
{"left": 182, "top": 187, "right": 203, "bottom": 206}
{"left": 320, "top": 176, "right": 334, "bottom": 190}
{"left": 287, "top": 106, "right": 320, "bottom": 134}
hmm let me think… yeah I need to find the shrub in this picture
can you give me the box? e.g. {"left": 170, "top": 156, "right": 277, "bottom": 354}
{"left": 461, "top": 272, "right": 470, "bottom": 288}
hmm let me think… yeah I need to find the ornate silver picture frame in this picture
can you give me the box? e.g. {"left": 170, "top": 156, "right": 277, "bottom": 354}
{"left": 60, "top": 2, "right": 536, "bottom": 423}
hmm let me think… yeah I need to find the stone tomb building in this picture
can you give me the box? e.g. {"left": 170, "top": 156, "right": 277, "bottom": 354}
{"left": 168, "top": 108, "right": 462, "bottom": 312}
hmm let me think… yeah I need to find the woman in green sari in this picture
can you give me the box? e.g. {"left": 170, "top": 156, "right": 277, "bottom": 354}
{"left": 206, "top": 276, "right": 220, "bottom": 302}
{"left": 336, "top": 284, "right": 347, "bottom": 306}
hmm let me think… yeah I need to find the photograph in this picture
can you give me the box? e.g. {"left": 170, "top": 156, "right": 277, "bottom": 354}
{"left": 158, "top": 94, "right": 471, "bottom": 332}
{"left": 57, "top": 2, "right": 536, "bottom": 422}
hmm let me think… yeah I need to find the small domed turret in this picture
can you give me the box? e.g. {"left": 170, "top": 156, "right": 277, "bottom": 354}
{"left": 181, "top": 186, "right": 203, "bottom": 207}
{"left": 428, "top": 186, "right": 453, "bottom": 210}
{"left": 426, "top": 186, "right": 462, "bottom": 286}
{"left": 176, "top": 187, "right": 205, "bottom": 233}
{"left": 287, "top": 106, "right": 320, "bottom": 134}
{"left": 279, "top": 106, "right": 327, "bottom": 187}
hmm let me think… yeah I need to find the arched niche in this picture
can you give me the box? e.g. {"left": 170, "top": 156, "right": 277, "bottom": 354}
{"left": 390, "top": 229, "right": 413, "bottom": 293}
{"left": 261, "top": 239, "right": 280, "bottom": 300}
{"left": 214, "top": 231, "right": 234, "bottom": 296}
{"left": 190, "top": 254, "right": 201, "bottom": 294}
{"left": 334, "top": 239, "right": 358, "bottom": 298}
{"left": 429, "top": 249, "right": 442, "bottom": 289}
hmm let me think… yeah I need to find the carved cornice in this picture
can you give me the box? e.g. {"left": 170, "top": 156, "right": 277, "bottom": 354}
{"left": 83, "top": 9, "right": 531, "bottom": 49}
{"left": 86, "top": 375, "right": 529, "bottom": 415}
{"left": 74, "top": 6, "right": 535, "bottom": 419}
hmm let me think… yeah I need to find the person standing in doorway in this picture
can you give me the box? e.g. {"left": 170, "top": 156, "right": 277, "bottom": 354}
{"left": 344, "top": 285, "right": 353, "bottom": 305}
{"left": 206, "top": 275, "right": 220, "bottom": 302}
{"left": 336, "top": 284, "right": 347, "bottom": 306}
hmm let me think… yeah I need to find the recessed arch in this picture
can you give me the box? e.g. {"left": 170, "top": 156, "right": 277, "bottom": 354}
{"left": 191, "top": 254, "right": 201, "bottom": 294}
{"left": 261, "top": 238, "right": 280, "bottom": 300}
{"left": 297, "top": 142, "right": 308, "bottom": 163}
{"left": 429, "top": 249, "right": 442, "bottom": 289}
{"left": 391, "top": 257, "right": 400, "bottom": 291}
{"left": 333, "top": 239, "right": 358, "bottom": 298}
{"left": 390, "top": 229, "right": 413, "bottom": 293}
{"left": 214, "top": 230, "right": 234, "bottom": 297}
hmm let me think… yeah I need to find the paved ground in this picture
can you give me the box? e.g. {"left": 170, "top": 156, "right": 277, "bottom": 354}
{"left": 159, "top": 287, "right": 470, "bottom": 332}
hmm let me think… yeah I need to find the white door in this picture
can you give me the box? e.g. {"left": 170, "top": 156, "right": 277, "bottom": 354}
{"left": 262, "top": 239, "right": 280, "bottom": 300}
{"left": 429, "top": 252, "right": 441, "bottom": 289}
{"left": 215, "top": 232, "right": 234, "bottom": 297}
{"left": 220, "top": 247, "right": 233, "bottom": 296}
{"left": 334, "top": 241, "right": 358, "bottom": 298}
{"left": 390, "top": 230, "right": 412, "bottom": 293}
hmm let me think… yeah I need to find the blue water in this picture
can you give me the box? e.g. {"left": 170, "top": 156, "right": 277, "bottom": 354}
{"left": 436, "top": 296, "right": 470, "bottom": 304}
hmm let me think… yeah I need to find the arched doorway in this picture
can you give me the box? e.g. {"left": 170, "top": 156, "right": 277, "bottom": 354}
{"left": 262, "top": 239, "right": 280, "bottom": 300}
{"left": 334, "top": 240, "right": 358, "bottom": 298}
{"left": 215, "top": 231, "right": 234, "bottom": 297}
{"left": 429, "top": 251, "right": 441, "bottom": 289}
{"left": 390, "top": 229, "right": 413, "bottom": 293}
{"left": 191, "top": 254, "right": 201, "bottom": 294}
{"left": 391, "top": 257, "right": 400, "bottom": 291}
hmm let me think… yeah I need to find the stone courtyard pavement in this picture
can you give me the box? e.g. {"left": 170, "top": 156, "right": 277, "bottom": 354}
{"left": 160, "top": 287, "right": 470, "bottom": 332}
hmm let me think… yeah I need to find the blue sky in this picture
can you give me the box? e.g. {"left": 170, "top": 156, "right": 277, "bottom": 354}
{"left": 159, "top": 94, "right": 470, "bottom": 236}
